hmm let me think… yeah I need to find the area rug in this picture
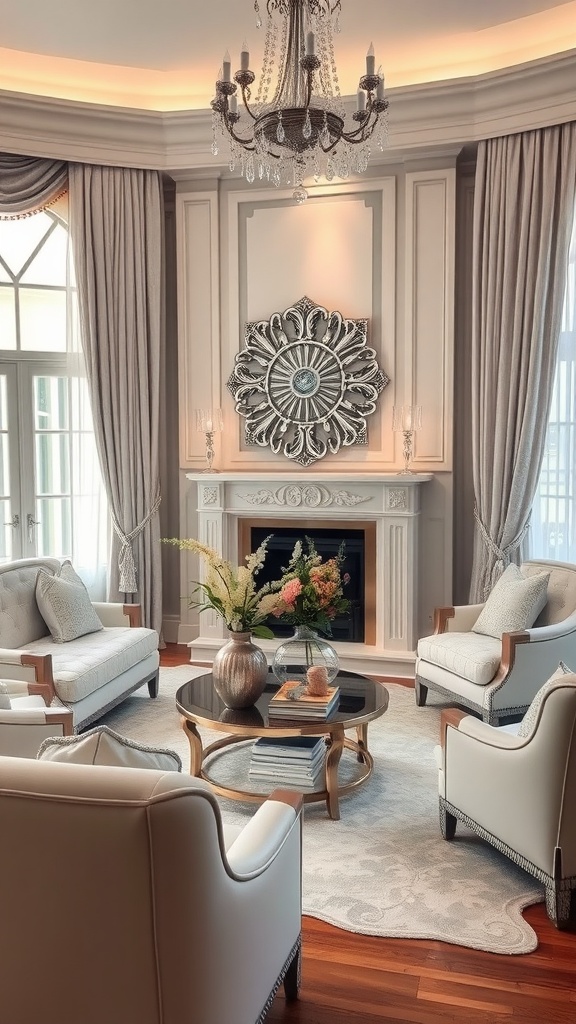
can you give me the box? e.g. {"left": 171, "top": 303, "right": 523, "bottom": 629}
{"left": 101, "top": 665, "right": 544, "bottom": 954}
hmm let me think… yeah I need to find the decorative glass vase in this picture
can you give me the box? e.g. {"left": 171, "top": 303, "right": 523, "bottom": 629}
{"left": 212, "top": 631, "right": 269, "bottom": 709}
{"left": 272, "top": 625, "right": 340, "bottom": 687}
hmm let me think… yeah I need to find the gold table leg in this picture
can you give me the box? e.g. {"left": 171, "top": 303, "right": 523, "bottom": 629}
{"left": 356, "top": 722, "right": 369, "bottom": 763}
{"left": 182, "top": 717, "right": 203, "bottom": 776}
{"left": 325, "top": 724, "right": 345, "bottom": 820}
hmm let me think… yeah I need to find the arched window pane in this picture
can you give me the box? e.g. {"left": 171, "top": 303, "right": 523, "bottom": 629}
{"left": 0, "top": 214, "right": 52, "bottom": 277}
{"left": 21, "top": 223, "right": 68, "bottom": 286}
{"left": 19, "top": 288, "right": 67, "bottom": 351}
{"left": 0, "top": 286, "right": 17, "bottom": 349}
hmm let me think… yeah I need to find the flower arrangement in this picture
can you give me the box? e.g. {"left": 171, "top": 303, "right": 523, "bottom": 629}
{"left": 163, "top": 535, "right": 280, "bottom": 638}
{"left": 272, "top": 536, "right": 351, "bottom": 635}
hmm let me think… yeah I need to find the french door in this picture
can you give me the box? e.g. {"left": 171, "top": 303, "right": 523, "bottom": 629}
{"left": 0, "top": 357, "right": 103, "bottom": 565}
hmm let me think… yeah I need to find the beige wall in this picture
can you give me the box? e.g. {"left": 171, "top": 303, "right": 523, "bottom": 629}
{"left": 171, "top": 154, "right": 460, "bottom": 642}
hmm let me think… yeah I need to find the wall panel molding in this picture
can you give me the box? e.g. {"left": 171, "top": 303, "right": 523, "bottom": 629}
{"left": 176, "top": 190, "right": 220, "bottom": 468}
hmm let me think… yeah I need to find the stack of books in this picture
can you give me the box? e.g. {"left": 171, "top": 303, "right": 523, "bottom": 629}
{"left": 268, "top": 681, "right": 340, "bottom": 720}
{"left": 249, "top": 735, "right": 326, "bottom": 791}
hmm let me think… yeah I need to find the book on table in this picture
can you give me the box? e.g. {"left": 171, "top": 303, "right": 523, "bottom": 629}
{"left": 249, "top": 735, "right": 326, "bottom": 790}
{"left": 268, "top": 681, "right": 340, "bottom": 720}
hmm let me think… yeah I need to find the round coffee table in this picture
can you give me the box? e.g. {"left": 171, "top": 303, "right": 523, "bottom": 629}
{"left": 176, "top": 669, "right": 389, "bottom": 820}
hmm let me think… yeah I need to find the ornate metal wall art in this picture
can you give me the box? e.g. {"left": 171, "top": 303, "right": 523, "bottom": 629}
{"left": 227, "top": 296, "right": 389, "bottom": 467}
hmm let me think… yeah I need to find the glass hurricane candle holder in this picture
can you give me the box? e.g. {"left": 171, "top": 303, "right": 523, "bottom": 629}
{"left": 392, "top": 405, "right": 422, "bottom": 475}
{"left": 194, "top": 408, "right": 223, "bottom": 473}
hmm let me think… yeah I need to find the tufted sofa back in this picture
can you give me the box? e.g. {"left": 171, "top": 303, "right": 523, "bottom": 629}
{"left": 522, "top": 559, "right": 576, "bottom": 627}
{"left": 0, "top": 557, "right": 61, "bottom": 648}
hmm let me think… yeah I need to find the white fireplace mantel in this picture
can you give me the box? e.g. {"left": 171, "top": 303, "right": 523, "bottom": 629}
{"left": 184, "top": 471, "right": 433, "bottom": 676}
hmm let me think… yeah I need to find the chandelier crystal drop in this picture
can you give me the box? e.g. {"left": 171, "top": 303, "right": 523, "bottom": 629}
{"left": 211, "top": 0, "right": 389, "bottom": 200}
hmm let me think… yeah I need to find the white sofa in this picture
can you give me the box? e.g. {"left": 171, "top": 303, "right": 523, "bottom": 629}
{"left": 0, "top": 557, "right": 159, "bottom": 730}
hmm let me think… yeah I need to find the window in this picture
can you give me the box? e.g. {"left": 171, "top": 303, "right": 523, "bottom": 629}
{"left": 530, "top": 208, "right": 576, "bottom": 562}
{"left": 0, "top": 199, "right": 108, "bottom": 596}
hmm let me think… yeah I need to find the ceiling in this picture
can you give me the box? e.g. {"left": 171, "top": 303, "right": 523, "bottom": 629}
{"left": 0, "top": 0, "right": 575, "bottom": 111}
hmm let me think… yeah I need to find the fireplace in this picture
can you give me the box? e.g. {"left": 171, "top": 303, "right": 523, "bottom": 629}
{"left": 184, "top": 471, "right": 432, "bottom": 676}
{"left": 240, "top": 520, "right": 377, "bottom": 644}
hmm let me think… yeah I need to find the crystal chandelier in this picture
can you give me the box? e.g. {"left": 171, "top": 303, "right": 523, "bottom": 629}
{"left": 211, "top": 0, "right": 389, "bottom": 201}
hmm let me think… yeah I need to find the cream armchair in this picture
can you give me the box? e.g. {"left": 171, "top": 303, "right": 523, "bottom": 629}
{"left": 0, "top": 677, "right": 73, "bottom": 757}
{"left": 437, "top": 675, "right": 576, "bottom": 927}
{"left": 0, "top": 756, "right": 302, "bottom": 1024}
{"left": 415, "top": 559, "right": 576, "bottom": 724}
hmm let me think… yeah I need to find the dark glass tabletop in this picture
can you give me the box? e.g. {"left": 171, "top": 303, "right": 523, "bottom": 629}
{"left": 176, "top": 668, "right": 389, "bottom": 733}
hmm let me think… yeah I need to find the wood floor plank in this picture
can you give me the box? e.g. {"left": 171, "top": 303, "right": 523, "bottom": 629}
{"left": 162, "top": 646, "right": 576, "bottom": 1023}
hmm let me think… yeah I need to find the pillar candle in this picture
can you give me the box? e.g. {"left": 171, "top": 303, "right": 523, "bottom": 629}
{"left": 222, "top": 50, "right": 231, "bottom": 82}
{"left": 241, "top": 41, "right": 250, "bottom": 71}
{"left": 306, "top": 31, "right": 315, "bottom": 56}
{"left": 366, "top": 42, "right": 375, "bottom": 76}
{"left": 357, "top": 90, "right": 366, "bottom": 111}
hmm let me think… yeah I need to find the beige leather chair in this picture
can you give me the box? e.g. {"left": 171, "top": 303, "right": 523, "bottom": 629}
{"left": 415, "top": 559, "right": 576, "bottom": 724}
{"left": 0, "top": 678, "right": 73, "bottom": 756}
{"left": 436, "top": 675, "right": 576, "bottom": 927}
{"left": 0, "top": 756, "right": 303, "bottom": 1024}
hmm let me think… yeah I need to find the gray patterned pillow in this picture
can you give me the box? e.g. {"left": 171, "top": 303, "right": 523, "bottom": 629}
{"left": 36, "top": 560, "right": 103, "bottom": 643}
{"left": 517, "top": 662, "right": 573, "bottom": 738}
{"left": 37, "top": 726, "right": 182, "bottom": 771}
{"left": 471, "top": 563, "right": 550, "bottom": 639}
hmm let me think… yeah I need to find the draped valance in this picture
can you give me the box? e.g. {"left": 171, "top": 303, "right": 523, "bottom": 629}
{"left": 0, "top": 153, "right": 68, "bottom": 218}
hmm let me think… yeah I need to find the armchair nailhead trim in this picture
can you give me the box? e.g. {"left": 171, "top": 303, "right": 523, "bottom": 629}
{"left": 439, "top": 797, "right": 576, "bottom": 916}
{"left": 255, "top": 935, "right": 301, "bottom": 1024}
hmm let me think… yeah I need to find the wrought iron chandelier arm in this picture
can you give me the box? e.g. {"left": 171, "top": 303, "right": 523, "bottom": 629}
{"left": 220, "top": 115, "right": 258, "bottom": 151}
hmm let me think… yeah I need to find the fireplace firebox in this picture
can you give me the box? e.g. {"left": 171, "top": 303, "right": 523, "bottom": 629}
{"left": 240, "top": 519, "right": 377, "bottom": 645}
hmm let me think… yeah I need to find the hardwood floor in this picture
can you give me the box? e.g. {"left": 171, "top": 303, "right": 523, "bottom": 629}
{"left": 161, "top": 644, "right": 576, "bottom": 1023}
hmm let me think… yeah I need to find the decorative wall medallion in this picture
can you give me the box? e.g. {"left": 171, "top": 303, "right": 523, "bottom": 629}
{"left": 388, "top": 489, "right": 408, "bottom": 510}
{"left": 227, "top": 296, "right": 389, "bottom": 467}
{"left": 241, "top": 485, "right": 371, "bottom": 508}
{"left": 201, "top": 486, "right": 219, "bottom": 506}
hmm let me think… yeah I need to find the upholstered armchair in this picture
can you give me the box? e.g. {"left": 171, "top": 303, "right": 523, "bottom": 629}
{"left": 0, "top": 677, "right": 73, "bottom": 757}
{"left": 436, "top": 674, "right": 576, "bottom": 927}
{"left": 0, "top": 756, "right": 302, "bottom": 1024}
{"left": 415, "top": 559, "right": 576, "bottom": 724}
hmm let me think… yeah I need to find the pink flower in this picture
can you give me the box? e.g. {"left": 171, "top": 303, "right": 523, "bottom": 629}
{"left": 280, "top": 578, "right": 303, "bottom": 605}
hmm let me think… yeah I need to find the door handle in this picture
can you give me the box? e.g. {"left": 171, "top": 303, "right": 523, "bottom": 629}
{"left": 4, "top": 514, "right": 19, "bottom": 528}
{"left": 27, "top": 512, "right": 40, "bottom": 543}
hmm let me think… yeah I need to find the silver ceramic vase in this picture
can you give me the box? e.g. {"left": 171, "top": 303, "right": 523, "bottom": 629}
{"left": 212, "top": 631, "right": 269, "bottom": 709}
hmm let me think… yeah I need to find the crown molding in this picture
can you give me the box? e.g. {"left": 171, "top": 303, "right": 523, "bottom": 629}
{"left": 0, "top": 50, "right": 574, "bottom": 173}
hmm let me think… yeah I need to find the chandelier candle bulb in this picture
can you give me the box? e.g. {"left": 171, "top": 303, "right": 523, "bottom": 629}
{"left": 229, "top": 94, "right": 238, "bottom": 115}
{"left": 240, "top": 41, "right": 250, "bottom": 70}
{"left": 377, "top": 77, "right": 385, "bottom": 100}
{"left": 223, "top": 50, "right": 231, "bottom": 81}
{"left": 366, "top": 42, "right": 376, "bottom": 76}
{"left": 357, "top": 89, "right": 366, "bottom": 112}
{"left": 306, "top": 30, "right": 315, "bottom": 56}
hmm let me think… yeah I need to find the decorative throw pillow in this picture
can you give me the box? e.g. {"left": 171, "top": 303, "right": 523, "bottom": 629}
{"left": 37, "top": 725, "right": 182, "bottom": 771}
{"left": 471, "top": 563, "right": 550, "bottom": 639}
{"left": 36, "top": 560, "right": 103, "bottom": 643}
{"left": 517, "top": 662, "right": 573, "bottom": 739}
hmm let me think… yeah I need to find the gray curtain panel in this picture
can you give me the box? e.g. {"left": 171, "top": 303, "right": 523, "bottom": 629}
{"left": 0, "top": 152, "right": 68, "bottom": 216}
{"left": 470, "top": 123, "right": 576, "bottom": 601}
{"left": 68, "top": 163, "right": 163, "bottom": 635}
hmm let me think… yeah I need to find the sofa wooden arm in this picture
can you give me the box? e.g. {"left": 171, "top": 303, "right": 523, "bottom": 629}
{"left": 0, "top": 652, "right": 56, "bottom": 705}
{"left": 91, "top": 603, "right": 142, "bottom": 627}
